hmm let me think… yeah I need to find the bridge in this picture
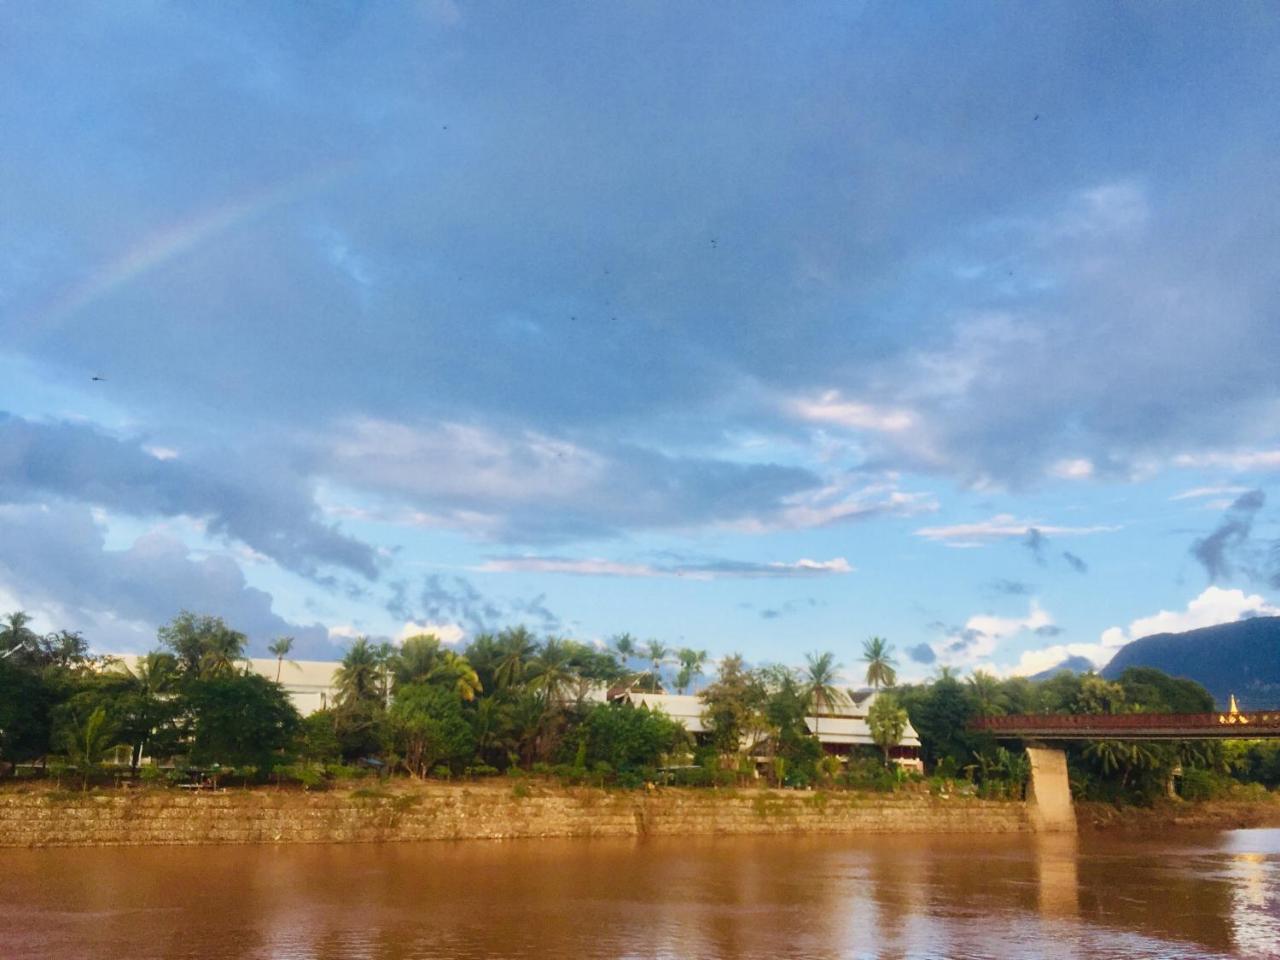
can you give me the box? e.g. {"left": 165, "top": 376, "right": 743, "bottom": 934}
{"left": 971, "top": 709, "right": 1280, "bottom": 741}
{"left": 965, "top": 707, "right": 1280, "bottom": 833}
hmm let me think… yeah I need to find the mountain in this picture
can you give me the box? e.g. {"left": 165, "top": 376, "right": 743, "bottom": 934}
{"left": 1029, "top": 655, "right": 1096, "bottom": 681}
{"left": 1100, "top": 615, "right": 1280, "bottom": 709}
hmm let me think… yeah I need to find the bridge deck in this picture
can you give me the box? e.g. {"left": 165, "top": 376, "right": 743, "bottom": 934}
{"left": 971, "top": 710, "right": 1280, "bottom": 740}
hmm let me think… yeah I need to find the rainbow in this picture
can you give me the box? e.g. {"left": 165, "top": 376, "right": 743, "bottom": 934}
{"left": 25, "top": 160, "right": 352, "bottom": 339}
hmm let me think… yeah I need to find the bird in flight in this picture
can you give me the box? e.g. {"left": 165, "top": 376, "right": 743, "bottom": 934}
{"left": 90, "top": 375, "right": 107, "bottom": 382}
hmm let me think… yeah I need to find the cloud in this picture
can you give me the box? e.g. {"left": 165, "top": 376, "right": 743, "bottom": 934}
{"left": 1190, "top": 489, "right": 1265, "bottom": 582}
{"left": 915, "top": 514, "right": 1116, "bottom": 548}
{"left": 390, "top": 574, "right": 561, "bottom": 638}
{"left": 1098, "top": 585, "right": 1280, "bottom": 651}
{"left": 477, "top": 554, "right": 853, "bottom": 580}
{"left": 1061, "top": 551, "right": 1088, "bottom": 574}
{"left": 1170, "top": 485, "right": 1252, "bottom": 502}
{"left": 0, "top": 502, "right": 333, "bottom": 656}
{"left": 1022, "top": 528, "right": 1048, "bottom": 565}
{"left": 907, "top": 642, "right": 937, "bottom": 664}
{"left": 988, "top": 578, "right": 1034, "bottom": 596}
{"left": 396, "top": 620, "right": 465, "bottom": 645}
{"left": 1004, "top": 643, "right": 1108, "bottom": 678}
{"left": 926, "top": 600, "right": 1055, "bottom": 666}
{"left": 1174, "top": 451, "right": 1280, "bottom": 473}
{"left": 0, "top": 413, "right": 379, "bottom": 580}
{"left": 323, "top": 417, "right": 824, "bottom": 541}
{"left": 786, "top": 390, "right": 916, "bottom": 433}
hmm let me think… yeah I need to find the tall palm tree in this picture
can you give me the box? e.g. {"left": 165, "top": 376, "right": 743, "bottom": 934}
{"left": 644, "top": 640, "right": 669, "bottom": 693}
{"left": 0, "top": 611, "right": 36, "bottom": 659}
{"left": 967, "top": 670, "right": 1006, "bottom": 717}
{"left": 862, "top": 636, "right": 897, "bottom": 690}
{"left": 396, "top": 634, "right": 442, "bottom": 688}
{"left": 803, "top": 651, "right": 850, "bottom": 739}
{"left": 109, "top": 651, "right": 179, "bottom": 769}
{"left": 429, "top": 650, "right": 483, "bottom": 702}
{"left": 675, "top": 648, "right": 708, "bottom": 694}
{"left": 611, "top": 632, "right": 638, "bottom": 667}
{"left": 335, "top": 637, "right": 381, "bottom": 708}
{"left": 268, "top": 636, "right": 295, "bottom": 682}
{"left": 528, "top": 638, "right": 577, "bottom": 708}
{"left": 494, "top": 626, "right": 538, "bottom": 691}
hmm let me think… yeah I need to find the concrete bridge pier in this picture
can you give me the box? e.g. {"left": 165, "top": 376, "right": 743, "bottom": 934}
{"left": 1025, "top": 744, "right": 1076, "bottom": 833}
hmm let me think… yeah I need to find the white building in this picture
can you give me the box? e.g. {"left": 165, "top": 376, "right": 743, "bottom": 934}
{"left": 109, "top": 655, "right": 342, "bottom": 716}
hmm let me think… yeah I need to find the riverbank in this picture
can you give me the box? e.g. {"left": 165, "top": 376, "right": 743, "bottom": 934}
{"left": 0, "top": 781, "right": 1029, "bottom": 847}
{"left": 1077, "top": 795, "right": 1280, "bottom": 832}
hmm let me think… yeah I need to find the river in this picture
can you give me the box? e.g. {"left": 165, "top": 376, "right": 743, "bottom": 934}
{"left": 3, "top": 829, "right": 1278, "bottom": 959}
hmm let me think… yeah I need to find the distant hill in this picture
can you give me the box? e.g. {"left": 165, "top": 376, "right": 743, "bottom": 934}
{"left": 1100, "top": 616, "right": 1280, "bottom": 709}
{"left": 1029, "top": 655, "right": 1095, "bottom": 681}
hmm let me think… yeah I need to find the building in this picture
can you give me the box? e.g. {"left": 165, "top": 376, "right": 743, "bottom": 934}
{"left": 621, "top": 688, "right": 923, "bottom": 771}
{"left": 109, "top": 654, "right": 342, "bottom": 716}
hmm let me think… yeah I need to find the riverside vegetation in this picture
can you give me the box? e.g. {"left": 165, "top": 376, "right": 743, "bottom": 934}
{"left": 1, "top": 611, "right": 1278, "bottom": 808}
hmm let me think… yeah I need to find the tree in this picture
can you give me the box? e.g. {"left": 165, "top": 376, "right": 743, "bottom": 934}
{"left": 867, "top": 692, "right": 909, "bottom": 765}
{"left": 570, "top": 702, "right": 688, "bottom": 775}
{"left": 59, "top": 706, "right": 122, "bottom": 790}
{"left": 675, "top": 648, "right": 708, "bottom": 694}
{"left": 108, "top": 652, "right": 180, "bottom": 768}
{"left": 158, "top": 612, "right": 247, "bottom": 679}
{"left": 862, "top": 637, "right": 897, "bottom": 690}
{"left": 395, "top": 634, "right": 442, "bottom": 688}
{"left": 494, "top": 626, "right": 538, "bottom": 691}
{"left": 268, "top": 636, "right": 295, "bottom": 683}
{"left": 700, "top": 655, "right": 768, "bottom": 756}
{"left": 528, "top": 638, "right": 578, "bottom": 708}
{"left": 389, "top": 683, "right": 474, "bottom": 777}
{"left": 802, "top": 651, "right": 849, "bottom": 738}
{"left": 967, "top": 670, "right": 1006, "bottom": 717}
{"left": 184, "top": 673, "right": 300, "bottom": 774}
{"left": 611, "top": 632, "right": 638, "bottom": 666}
{"left": 429, "top": 650, "right": 483, "bottom": 702}
{"left": 643, "top": 640, "right": 669, "bottom": 693}
{"left": 334, "top": 637, "right": 382, "bottom": 709}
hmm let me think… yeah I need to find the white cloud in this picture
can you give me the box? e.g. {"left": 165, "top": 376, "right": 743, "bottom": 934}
{"left": 1049, "top": 458, "right": 1094, "bottom": 480}
{"left": 934, "top": 600, "right": 1056, "bottom": 667}
{"left": 1004, "top": 642, "right": 1110, "bottom": 678}
{"left": 1098, "top": 586, "right": 1279, "bottom": 652}
{"left": 397, "top": 620, "right": 465, "bottom": 646}
{"left": 739, "top": 476, "right": 937, "bottom": 532}
{"left": 1174, "top": 450, "right": 1280, "bottom": 472}
{"left": 787, "top": 390, "right": 916, "bottom": 433}
{"left": 1169, "top": 485, "right": 1251, "bottom": 501}
{"left": 476, "top": 555, "right": 854, "bottom": 580}
{"left": 914, "top": 513, "right": 1117, "bottom": 547}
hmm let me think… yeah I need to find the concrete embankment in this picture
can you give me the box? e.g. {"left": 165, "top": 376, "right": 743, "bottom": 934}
{"left": 0, "top": 783, "right": 1029, "bottom": 847}
{"left": 1077, "top": 797, "right": 1280, "bottom": 833}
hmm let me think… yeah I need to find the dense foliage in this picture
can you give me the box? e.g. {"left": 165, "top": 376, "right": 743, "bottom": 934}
{"left": 2, "top": 609, "right": 1277, "bottom": 804}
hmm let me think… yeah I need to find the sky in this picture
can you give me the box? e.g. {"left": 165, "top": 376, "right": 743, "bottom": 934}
{"left": 3, "top": 1, "right": 1280, "bottom": 683}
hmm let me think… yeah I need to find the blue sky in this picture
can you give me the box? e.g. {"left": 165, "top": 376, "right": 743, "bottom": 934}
{"left": 3, "top": 2, "right": 1280, "bottom": 682}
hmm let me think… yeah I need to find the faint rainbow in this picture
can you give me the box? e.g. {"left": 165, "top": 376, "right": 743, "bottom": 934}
{"left": 25, "top": 160, "right": 352, "bottom": 338}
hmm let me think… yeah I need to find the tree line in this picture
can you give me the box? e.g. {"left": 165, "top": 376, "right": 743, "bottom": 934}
{"left": 2, "top": 609, "right": 1276, "bottom": 800}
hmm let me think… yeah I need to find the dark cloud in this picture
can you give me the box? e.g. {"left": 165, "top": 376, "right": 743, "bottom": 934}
{"left": 988, "top": 578, "right": 1034, "bottom": 596}
{"left": 1191, "top": 489, "right": 1265, "bottom": 582}
{"left": 1022, "top": 528, "right": 1048, "bottom": 566}
{"left": 907, "top": 643, "right": 937, "bottom": 664}
{"left": 1061, "top": 551, "right": 1088, "bottom": 574}
{"left": 0, "top": 413, "right": 379, "bottom": 580}
{"left": 394, "top": 574, "right": 561, "bottom": 637}
{"left": 756, "top": 598, "right": 823, "bottom": 621}
{"left": 0, "top": 502, "right": 333, "bottom": 656}
{"left": 1034, "top": 624, "right": 1064, "bottom": 637}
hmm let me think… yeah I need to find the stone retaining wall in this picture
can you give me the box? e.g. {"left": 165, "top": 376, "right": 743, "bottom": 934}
{"left": 0, "top": 784, "right": 1029, "bottom": 847}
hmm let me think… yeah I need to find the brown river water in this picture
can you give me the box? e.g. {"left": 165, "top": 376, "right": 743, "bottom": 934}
{"left": 3, "top": 829, "right": 1278, "bottom": 959}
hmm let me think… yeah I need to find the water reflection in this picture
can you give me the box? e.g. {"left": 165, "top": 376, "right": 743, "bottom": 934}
{"left": 1, "top": 830, "right": 1275, "bottom": 958}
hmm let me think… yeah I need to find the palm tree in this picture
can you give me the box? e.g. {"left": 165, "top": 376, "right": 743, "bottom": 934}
{"left": 494, "top": 626, "right": 538, "bottom": 691}
{"left": 268, "top": 636, "right": 295, "bottom": 682}
{"left": 335, "top": 637, "right": 382, "bottom": 708}
{"left": 0, "top": 611, "right": 36, "bottom": 659}
{"left": 803, "top": 651, "right": 850, "bottom": 739}
{"left": 528, "top": 638, "right": 577, "bottom": 708}
{"left": 60, "top": 707, "right": 121, "bottom": 791}
{"left": 429, "top": 650, "right": 483, "bottom": 702}
{"left": 644, "top": 640, "right": 669, "bottom": 693}
{"left": 109, "top": 652, "right": 178, "bottom": 769}
{"left": 862, "top": 636, "right": 897, "bottom": 690}
{"left": 611, "top": 632, "right": 638, "bottom": 667}
{"left": 675, "top": 648, "right": 708, "bottom": 694}
{"left": 967, "top": 670, "right": 1006, "bottom": 717}
{"left": 200, "top": 625, "right": 248, "bottom": 678}
{"left": 396, "top": 634, "right": 442, "bottom": 688}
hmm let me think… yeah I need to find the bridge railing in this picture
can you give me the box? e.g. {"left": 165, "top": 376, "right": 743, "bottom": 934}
{"left": 971, "top": 710, "right": 1280, "bottom": 734}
